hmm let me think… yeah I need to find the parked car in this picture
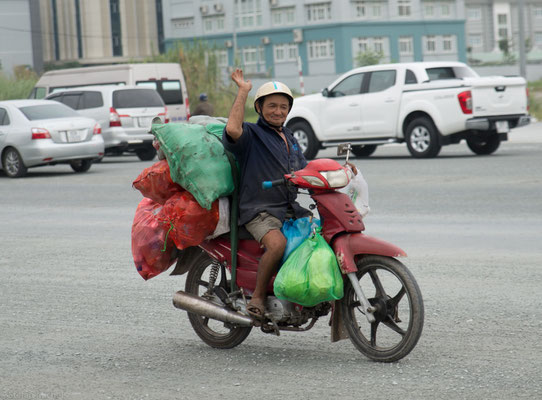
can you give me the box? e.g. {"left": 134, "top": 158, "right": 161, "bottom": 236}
{"left": 0, "top": 99, "right": 104, "bottom": 178}
{"left": 46, "top": 86, "right": 168, "bottom": 161}
{"left": 286, "top": 61, "right": 530, "bottom": 159}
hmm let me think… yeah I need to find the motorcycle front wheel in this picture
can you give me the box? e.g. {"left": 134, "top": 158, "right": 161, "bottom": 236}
{"left": 185, "top": 255, "right": 252, "bottom": 349}
{"left": 341, "top": 255, "right": 424, "bottom": 362}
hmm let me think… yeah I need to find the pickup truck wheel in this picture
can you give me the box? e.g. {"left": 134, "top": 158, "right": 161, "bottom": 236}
{"left": 466, "top": 133, "right": 501, "bottom": 155}
{"left": 289, "top": 121, "right": 319, "bottom": 160}
{"left": 405, "top": 118, "right": 441, "bottom": 158}
{"left": 352, "top": 145, "right": 377, "bottom": 158}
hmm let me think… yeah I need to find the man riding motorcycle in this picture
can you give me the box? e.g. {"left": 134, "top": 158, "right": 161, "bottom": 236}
{"left": 222, "top": 69, "right": 310, "bottom": 322}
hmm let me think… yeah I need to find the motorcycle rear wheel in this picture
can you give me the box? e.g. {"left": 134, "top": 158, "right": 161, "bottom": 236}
{"left": 185, "top": 255, "right": 252, "bottom": 349}
{"left": 341, "top": 255, "right": 424, "bottom": 362}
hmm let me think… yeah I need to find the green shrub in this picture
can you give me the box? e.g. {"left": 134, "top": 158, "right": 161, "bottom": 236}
{"left": 0, "top": 71, "right": 37, "bottom": 100}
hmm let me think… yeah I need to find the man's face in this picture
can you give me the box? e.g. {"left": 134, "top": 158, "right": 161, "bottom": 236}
{"left": 258, "top": 94, "right": 290, "bottom": 126}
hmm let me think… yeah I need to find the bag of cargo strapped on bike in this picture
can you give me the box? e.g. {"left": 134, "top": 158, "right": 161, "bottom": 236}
{"left": 150, "top": 122, "right": 234, "bottom": 210}
{"left": 131, "top": 198, "right": 178, "bottom": 280}
{"left": 158, "top": 191, "right": 219, "bottom": 250}
{"left": 273, "top": 230, "right": 344, "bottom": 307}
{"left": 280, "top": 217, "right": 320, "bottom": 263}
{"left": 132, "top": 160, "right": 183, "bottom": 204}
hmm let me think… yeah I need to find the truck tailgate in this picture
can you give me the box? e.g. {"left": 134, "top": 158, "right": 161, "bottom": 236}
{"left": 469, "top": 76, "right": 527, "bottom": 116}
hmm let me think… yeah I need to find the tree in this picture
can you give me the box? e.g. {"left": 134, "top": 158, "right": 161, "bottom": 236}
{"left": 355, "top": 49, "right": 384, "bottom": 67}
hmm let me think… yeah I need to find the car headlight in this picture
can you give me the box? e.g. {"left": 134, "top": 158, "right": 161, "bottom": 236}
{"left": 320, "top": 169, "right": 350, "bottom": 188}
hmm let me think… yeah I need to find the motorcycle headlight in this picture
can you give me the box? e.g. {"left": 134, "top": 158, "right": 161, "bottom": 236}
{"left": 302, "top": 175, "right": 326, "bottom": 187}
{"left": 320, "top": 169, "right": 350, "bottom": 188}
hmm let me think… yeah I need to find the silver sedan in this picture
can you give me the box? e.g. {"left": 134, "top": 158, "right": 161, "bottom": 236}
{"left": 0, "top": 99, "right": 105, "bottom": 178}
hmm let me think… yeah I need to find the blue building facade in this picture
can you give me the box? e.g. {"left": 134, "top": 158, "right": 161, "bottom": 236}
{"left": 163, "top": 0, "right": 466, "bottom": 93}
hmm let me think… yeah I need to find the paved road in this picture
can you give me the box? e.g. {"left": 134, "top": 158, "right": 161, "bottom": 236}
{"left": 1, "top": 123, "right": 541, "bottom": 399}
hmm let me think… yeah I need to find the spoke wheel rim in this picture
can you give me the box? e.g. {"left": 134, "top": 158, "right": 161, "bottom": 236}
{"left": 5, "top": 150, "right": 21, "bottom": 176}
{"left": 410, "top": 126, "right": 430, "bottom": 153}
{"left": 293, "top": 129, "right": 308, "bottom": 153}
{"left": 349, "top": 266, "right": 413, "bottom": 351}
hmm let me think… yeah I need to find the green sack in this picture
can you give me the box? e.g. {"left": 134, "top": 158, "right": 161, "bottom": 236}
{"left": 273, "top": 230, "right": 343, "bottom": 307}
{"left": 151, "top": 122, "right": 233, "bottom": 210}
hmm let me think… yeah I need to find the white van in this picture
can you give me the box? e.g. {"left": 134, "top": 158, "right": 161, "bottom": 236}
{"left": 30, "top": 63, "right": 190, "bottom": 122}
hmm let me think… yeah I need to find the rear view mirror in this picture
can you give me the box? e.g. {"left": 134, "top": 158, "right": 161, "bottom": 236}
{"left": 337, "top": 143, "right": 352, "bottom": 156}
{"left": 321, "top": 88, "right": 329, "bottom": 97}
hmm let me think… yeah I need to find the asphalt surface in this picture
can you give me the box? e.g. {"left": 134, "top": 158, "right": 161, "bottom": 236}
{"left": 1, "top": 123, "right": 541, "bottom": 400}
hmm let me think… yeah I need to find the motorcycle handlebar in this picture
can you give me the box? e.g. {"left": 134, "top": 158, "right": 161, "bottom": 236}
{"left": 262, "top": 178, "right": 285, "bottom": 189}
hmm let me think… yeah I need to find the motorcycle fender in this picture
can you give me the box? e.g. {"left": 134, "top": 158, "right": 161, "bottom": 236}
{"left": 169, "top": 246, "right": 206, "bottom": 276}
{"left": 332, "top": 233, "right": 407, "bottom": 274}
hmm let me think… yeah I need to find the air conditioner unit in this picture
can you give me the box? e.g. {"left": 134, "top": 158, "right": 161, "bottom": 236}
{"left": 214, "top": 3, "right": 223, "bottom": 12}
{"left": 200, "top": 5, "right": 209, "bottom": 14}
{"left": 225, "top": 40, "right": 233, "bottom": 48}
{"left": 261, "top": 36, "right": 270, "bottom": 45}
{"left": 293, "top": 28, "right": 303, "bottom": 43}
{"left": 269, "top": 0, "right": 279, "bottom": 7}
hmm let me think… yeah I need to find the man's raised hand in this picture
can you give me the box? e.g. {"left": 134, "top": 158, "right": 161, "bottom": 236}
{"left": 231, "top": 68, "right": 252, "bottom": 92}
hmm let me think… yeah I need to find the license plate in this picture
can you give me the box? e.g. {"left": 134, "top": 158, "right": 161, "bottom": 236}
{"left": 138, "top": 117, "right": 153, "bottom": 128}
{"left": 495, "top": 120, "right": 509, "bottom": 133}
{"left": 67, "top": 130, "right": 85, "bottom": 142}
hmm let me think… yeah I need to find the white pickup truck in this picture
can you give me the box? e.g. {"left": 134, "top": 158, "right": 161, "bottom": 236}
{"left": 286, "top": 61, "right": 530, "bottom": 158}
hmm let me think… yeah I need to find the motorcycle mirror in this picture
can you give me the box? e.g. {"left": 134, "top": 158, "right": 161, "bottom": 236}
{"left": 337, "top": 143, "right": 352, "bottom": 164}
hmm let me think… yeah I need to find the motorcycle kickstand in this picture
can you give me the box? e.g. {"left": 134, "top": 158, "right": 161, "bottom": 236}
{"left": 347, "top": 272, "right": 376, "bottom": 323}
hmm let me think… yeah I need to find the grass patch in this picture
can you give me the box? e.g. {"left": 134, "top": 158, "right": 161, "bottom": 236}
{"left": 528, "top": 80, "right": 542, "bottom": 120}
{"left": 0, "top": 72, "right": 37, "bottom": 100}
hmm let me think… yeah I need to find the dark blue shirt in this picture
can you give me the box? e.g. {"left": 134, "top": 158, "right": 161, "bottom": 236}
{"left": 223, "top": 117, "right": 310, "bottom": 225}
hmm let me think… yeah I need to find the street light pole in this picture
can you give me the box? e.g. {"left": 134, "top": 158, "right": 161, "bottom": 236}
{"left": 518, "top": 0, "right": 527, "bottom": 78}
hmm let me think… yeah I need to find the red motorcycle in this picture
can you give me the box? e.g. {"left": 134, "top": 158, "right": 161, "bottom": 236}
{"left": 171, "top": 144, "right": 424, "bottom": 362}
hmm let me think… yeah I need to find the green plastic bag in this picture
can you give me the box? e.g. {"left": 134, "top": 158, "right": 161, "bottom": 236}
{"left": 273, "top": 230, "right": 344, "bottom": 307}
{"left": 151, "top": 122, "right": 233, "bottom": 210}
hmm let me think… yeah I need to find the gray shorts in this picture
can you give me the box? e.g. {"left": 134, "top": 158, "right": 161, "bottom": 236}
{"left": 245, "top": 212, "right": 283, "bottom": 243}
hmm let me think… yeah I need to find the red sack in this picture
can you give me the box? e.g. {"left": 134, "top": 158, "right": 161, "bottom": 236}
{"left": 131, "top": 198, "right": 177, "bottom": 280}
{"left": 159, "top": 191, "right": 219, "bottom": 250}
{"left": 132, "top": 160, "right": 183, "bottom": 204}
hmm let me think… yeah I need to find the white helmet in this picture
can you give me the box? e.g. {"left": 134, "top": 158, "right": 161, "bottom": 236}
{"left": 253, "top": 81, "right": 294, "bottom": 113}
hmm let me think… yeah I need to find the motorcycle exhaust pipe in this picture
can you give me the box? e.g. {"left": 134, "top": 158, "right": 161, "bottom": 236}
{"left": 172, "top": 291, "right": 253, "bottom": 327}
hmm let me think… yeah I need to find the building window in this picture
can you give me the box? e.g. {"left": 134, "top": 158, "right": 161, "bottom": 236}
{"left": 442, "top": 35, "right": 454, "bottom": 52}
{"left": 424, "top": 3, "right": 434, "bottom": 17}
{"left": 353, "top": 1, "right": 384, "bottom": 19}
{"left": 172, "top": 17, "right": 194, "bottom": 29}
{"left": 497, "top": 14, "right": 507, "bottom": 24}
{"left": 203, "top": 15, "right": 225, "bottom": 33}
{"left": 535, "top": 32, "right": 542, "bottom": 48}
{"left": 398, "top": 0, "right": 411, "bottom": 17}
{"left": 498, "top": 28, "right": 508, "bottom": 39}
{"left": 235, "top": 0, "right": 263, "bottom": 29}
{"left": 468, "top": 34, "right": 483, "bottom": 48}
{"left": 534, "top": 7, "right": 542, "bottom": 18}
{"left": 307, "top": 2, "right": 332, "bottom": 22}
{"left": 271, "top": 6, "right": 295, "bottom": 26}
{"left": 425, "top": 36, "right": 436, "bottom": 53}
{"left": 467, "top": 7, "right": 481, "bottom": 20}
{"left": 110, "top": 0, "right": 122, "bottom": 56}
{"left": 238, "top": 46, "right": 265, "bottom": 74}
{"left": 308, "top": 39, "right": 334, "bottom": 59}
{"left": 441, "top": 2, "right": 451, "bottom": 17}
{"left": 273, "top": 43, "right": 298, "bottom": 63}
{"left": 399, "top": 37, "right": 413, "bottom": 55}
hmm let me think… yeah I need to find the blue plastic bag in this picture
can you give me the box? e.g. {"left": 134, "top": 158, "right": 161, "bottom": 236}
{"left": 281, "top": 217, "right": 320, "bottom": 263}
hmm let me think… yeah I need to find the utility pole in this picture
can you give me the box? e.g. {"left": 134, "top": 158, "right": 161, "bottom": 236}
{"left": 518, "top": 0, "right": 527, "bottom": 78}
{"left": 232, "top": 0, "right": 237, "bottom": 66}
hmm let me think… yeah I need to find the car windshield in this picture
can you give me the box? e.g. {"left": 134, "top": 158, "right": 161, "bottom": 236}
{"left": 19, "top": 103, "right": 80, "bottom": 120}
{"left": 113, "top": 89, "right": 164, "bottom": 108}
